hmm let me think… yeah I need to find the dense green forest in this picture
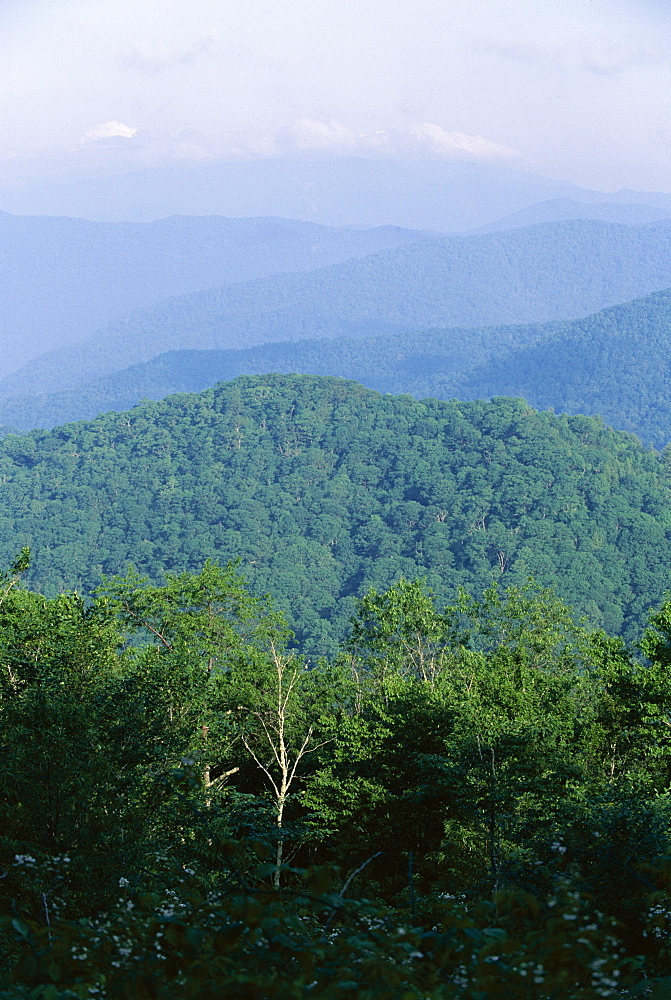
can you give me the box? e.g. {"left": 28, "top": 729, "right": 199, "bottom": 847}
{"left": 5, "top": 552, "right": 671, "bottom": 997}
{"left": 4, "top": 287, "right": 671, "bottom": 450}
{"left": 9, "top": 219, "right": 671, "bottom": 398}
{"left": 1, "top": 375, "right": 671, "bottom": 655}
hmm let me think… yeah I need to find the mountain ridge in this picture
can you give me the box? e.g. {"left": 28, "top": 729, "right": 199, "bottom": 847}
{"left": 9, "top": 217, "right": 671, "bottom": 398}
{"left": 474, "top": 197, "right": 671, "bottom": 232}
{"left": 5, "top": 286, "right": 671, "bottom": 449}
{"left": 0, "top": 211, "right": 427, "bottom": 377}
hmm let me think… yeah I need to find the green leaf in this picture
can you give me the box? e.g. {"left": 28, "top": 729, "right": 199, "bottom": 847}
{"left": 46, "top": 961, "right": 61, "bottom": 982}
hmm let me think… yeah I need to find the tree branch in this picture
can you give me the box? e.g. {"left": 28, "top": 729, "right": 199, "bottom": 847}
{"left": 122, "top": 605, "right": 173, "bottom": 649}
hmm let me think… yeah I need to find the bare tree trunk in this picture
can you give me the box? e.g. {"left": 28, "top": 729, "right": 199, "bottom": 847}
{"left": 242, "top": 645, "right": 331, "bottom": 890}
{"left": 274, "top": 794, "right": 286, "bottom": 889}
{"left": 489, "top": 745, "right": 500, "bottom": 894}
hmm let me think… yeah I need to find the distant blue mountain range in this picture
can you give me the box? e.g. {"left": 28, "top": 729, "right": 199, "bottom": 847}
{"left": 4, "top": 286, "right": 671, "bottom": 450}
{"left": 0, "top": 211, "right": 426, "bottom": 377}
{"left": 7, "top": 217, "right": 671, "bottom": 399}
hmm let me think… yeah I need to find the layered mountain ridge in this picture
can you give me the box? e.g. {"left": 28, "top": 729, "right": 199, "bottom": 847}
{"left": 5, "top": 287, "right": 671, "bottom": 449}
{"left": 0, "top": 211, "right": 427, "bottom": 377}
{"left": 8, "top": 217, "right": 671, "bottom": 400}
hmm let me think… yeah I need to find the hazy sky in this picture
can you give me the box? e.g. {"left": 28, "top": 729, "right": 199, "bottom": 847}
{"left": 2, "top": 0, "right": 671, "bottom": 191}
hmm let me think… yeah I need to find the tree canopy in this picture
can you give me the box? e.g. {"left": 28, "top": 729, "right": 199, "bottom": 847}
{"left": 3, "top": 558, "right": 671, "bottom": 997}
{"left": 0, "top": 375, "right": 669, "bottom": 655}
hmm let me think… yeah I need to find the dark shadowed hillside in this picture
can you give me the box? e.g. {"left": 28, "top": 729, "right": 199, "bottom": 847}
{"left": 455, "top": 288, "right": 671, "bottom": 449}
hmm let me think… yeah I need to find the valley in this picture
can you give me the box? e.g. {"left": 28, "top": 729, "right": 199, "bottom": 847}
{"left": 5, "top": 174, "right": 671, "bottom": 998}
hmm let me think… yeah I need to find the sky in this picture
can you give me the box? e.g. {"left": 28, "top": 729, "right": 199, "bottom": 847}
{"left": 2, "top": 0, "right": 671, "bottom": 193}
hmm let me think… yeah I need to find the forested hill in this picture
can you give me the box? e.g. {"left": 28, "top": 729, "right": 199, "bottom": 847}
{"left": 5, "top": 286, "right": 671, "bottom": 448}
{"left": 9, "top": 218, "right": 671, "bottom": 396}
{"left": 1, "top": 374, "right": 670, "bottom": 654}
{"left": 455, "top": 288, "right": 671, "bottom": 449}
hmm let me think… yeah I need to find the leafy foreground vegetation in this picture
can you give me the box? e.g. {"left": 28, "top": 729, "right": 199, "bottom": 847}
{"left": 2, "top": 375, "right": 671, "bottom": 654}
{"left": 5, "top": 552, "right": 671, "bottom": 998}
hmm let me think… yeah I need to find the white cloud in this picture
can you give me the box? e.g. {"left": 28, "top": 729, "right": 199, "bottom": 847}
{"left": 123, "top": 32, "right": 218, "bottom": 73}
{"left": 72, "top": 116, "right": 520, "bottom": 165}
{"left": 84, "top": 120, "right": 138, "bottom": 140}
{"left": 276, "top": 119, "right": 396, "bottom": 156}
{"left": 274, "top": 119, "right": 518, "bottom": 161}
{"left": 285, "top": 118, "right": 361, "bottom": 153}
{"left": 410, "top": 123, "right": 519, "bottom": 161}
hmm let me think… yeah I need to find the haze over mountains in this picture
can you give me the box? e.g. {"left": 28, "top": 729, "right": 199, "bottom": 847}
{"left": 0, "top": 211, "right": 425, "bottom": 377}
{"left": 5, "top": 287, "right": 671, "bottom": 450}
{"left": 476, "top": 197, "right": 671, "bottom": 232}
{"left": 6, "top": 152, "right": 671, "bottom": 386}
{"left": 8, "top": 217, "right": 671, "bottom": 400}
{"left": 5, "top": 157, "right": 671, "bottom": 230}
{"left": 4, "top": 171, "right": 671, "bottom": 577}
{"left": 0, "top": 322, "right": 545, "bottom": 433}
